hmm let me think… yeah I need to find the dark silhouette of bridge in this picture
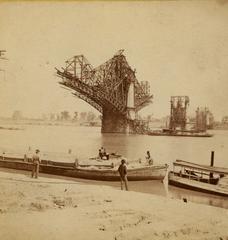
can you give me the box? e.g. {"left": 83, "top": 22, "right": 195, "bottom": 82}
{"left": 56, "top": 50, "right": 153, "bottom": 133}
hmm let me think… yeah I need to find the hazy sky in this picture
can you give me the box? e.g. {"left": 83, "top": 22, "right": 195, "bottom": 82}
{"left": 0, "top": 1, "right": 228, "bottom": 120}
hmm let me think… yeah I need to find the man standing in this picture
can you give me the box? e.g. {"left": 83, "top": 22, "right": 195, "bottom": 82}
{"left": 31, "top": 149, "right": 40, "bottom": 178}
{"left": 146, "top": 150, "right": 153, "bottom": 165}
{"left": 118, "top": 159, "right": 128, "bottom": 191}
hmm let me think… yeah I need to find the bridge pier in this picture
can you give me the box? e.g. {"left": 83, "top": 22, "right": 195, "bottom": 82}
{"left": 101, "top": 109, "right": 134, "bottom": 133}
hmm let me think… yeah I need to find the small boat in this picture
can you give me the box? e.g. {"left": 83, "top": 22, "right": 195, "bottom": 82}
{"left": 0, "top": 155, "right": 168, "bottom": 181}
{"left": 169, "top": 159, "right": 228, "bottom": 196}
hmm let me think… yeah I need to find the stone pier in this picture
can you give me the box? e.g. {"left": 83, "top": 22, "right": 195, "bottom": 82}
{"left": 101, "top": 109, "right": 134, "bottom": 133}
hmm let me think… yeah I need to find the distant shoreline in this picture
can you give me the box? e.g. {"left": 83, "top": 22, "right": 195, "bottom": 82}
{"left": 0, "top": 119, "right": 101, "bottom": 128}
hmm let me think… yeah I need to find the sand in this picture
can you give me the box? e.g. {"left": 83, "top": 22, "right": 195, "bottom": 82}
{"left": 0, "top": 169, "right": 227, "bottom": 240}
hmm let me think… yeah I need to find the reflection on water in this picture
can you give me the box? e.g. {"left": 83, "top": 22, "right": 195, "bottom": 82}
{"left": 0, "top": 125, "right": 228, "bottom": 209}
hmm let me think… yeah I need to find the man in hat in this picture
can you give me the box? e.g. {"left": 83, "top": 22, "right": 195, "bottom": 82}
{"left": 31, "top": 149, "right": 40, "bottom": 178}
{"left": 118, "top": 159, "right": 128, "bottom": 191}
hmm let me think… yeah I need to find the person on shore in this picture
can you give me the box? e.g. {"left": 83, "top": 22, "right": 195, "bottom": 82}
{"left": 118, "top": 159, "right": 128, "bottom": 191}
{"left": 31, "top": 149, "right": 40, "bottom": 178}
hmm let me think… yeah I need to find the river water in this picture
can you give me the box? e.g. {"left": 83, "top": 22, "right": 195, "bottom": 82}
{"left": 0, "top": 125, "right": 228, "bottom": 209}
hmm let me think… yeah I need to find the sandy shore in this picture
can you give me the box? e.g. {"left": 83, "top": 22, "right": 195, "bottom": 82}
{"left": 0, "top": 169, "right": 227, "bottom": 240}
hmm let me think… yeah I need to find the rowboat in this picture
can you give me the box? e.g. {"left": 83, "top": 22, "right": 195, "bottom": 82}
{"left": 0, "top": 155, "right": 168, "bottom": 181}
{"left": 169, "top": 159, "right": 228, "bottom": 196}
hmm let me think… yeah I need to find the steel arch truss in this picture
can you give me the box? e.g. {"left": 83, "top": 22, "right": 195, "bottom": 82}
{"left": 56, "top": 50, "right": 153, "bottom": 119}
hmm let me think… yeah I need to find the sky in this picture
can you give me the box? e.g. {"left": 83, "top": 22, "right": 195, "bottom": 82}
{"left": 0, "top": 1, "right": 228, "bottom": 120}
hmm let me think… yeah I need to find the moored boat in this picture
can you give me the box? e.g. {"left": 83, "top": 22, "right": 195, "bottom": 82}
{"left": 148, "top": 129, "right": 213, "bottom": 137}
{"left": 0, "top": 155, "right": 168, "bottom": 181}
{"left": 169, "top": 159, "right": 228, "bottom": 196}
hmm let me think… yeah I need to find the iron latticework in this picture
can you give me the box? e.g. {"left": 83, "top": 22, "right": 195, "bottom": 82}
{"left": 56, "top": 50, "right": 153, "bottom": 133}
{"left": 169, "top": 96, "right": 189, "bottom": 131}
{"left": 195, "top": 107, "right": 214, "bottom": 131}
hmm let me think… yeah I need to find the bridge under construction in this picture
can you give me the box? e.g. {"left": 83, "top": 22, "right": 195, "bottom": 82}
{"left": 56, "top": 50, "right": 153, "bottom": 134}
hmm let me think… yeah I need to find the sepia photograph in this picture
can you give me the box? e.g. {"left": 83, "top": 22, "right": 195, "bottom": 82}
{"left": 0, "top": 1, "right": 228, "bottom": 239}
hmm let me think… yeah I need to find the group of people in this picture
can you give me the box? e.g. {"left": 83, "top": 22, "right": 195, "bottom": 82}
{"left": 98, "top": 147, "right": 109, "bottom": 160}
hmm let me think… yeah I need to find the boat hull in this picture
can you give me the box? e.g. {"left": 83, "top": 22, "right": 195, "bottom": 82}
{"left": 148, "top": 132, "right": 213, "bottom": 137}
{"left": 168, "top": 172, "right": 228, "bottom": 197}
{"left": 0, "top": 156, "right": 168, "bottom": 181}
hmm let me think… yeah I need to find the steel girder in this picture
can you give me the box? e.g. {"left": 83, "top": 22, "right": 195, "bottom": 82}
{"left": 56, "top": 51, "right": 153, "bottom": 118}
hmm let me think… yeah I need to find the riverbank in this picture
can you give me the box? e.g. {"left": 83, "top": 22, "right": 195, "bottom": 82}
{"left": 0, "top": 170, "right": 227, "bottom": 240}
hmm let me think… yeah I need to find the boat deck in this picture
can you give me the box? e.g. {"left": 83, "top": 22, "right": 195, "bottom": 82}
{"left": 169, "top": 173, "right": 228, "bottom": 196}
{"left": 218, "top": 176, "right": 228, "bottom": 190}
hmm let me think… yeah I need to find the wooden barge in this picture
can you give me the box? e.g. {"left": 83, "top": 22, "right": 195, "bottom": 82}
{"left": 0, "top": 155, "right": 168, "bottom": 181}
{"left": 148, "top": 129, "right": 213, "bottom": 138}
